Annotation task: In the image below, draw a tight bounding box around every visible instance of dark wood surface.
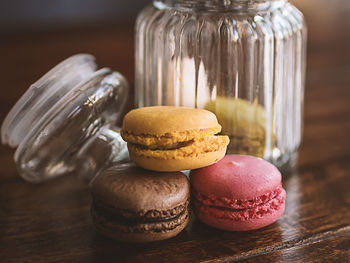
[1,1,350,262]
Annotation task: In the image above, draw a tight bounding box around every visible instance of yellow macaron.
[121,106,229,172]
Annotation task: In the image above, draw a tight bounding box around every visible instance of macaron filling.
[193,185,285,222]
[91,198,190,233]
[121,126,222,147]
[137,140,194,151]
[128,135,229,159]
[93,196,190,221]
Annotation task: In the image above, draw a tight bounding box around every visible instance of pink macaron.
[190,155,286,231]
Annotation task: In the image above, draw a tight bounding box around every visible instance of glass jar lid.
[1,54,97,147]
[1,54,129,182]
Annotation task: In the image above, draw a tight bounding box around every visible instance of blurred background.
[1,0,350,32]
[0,0,149,32]
[0,0,349,144]
[0,0,349,80]
[1,0,350,33]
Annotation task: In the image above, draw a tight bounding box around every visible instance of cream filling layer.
[127,135,229,160]
[121,125,222,147]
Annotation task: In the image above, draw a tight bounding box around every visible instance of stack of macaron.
[90,106,286,243]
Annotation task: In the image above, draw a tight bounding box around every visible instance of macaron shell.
[191,155,281,200]
[94,220,189,243]
[91,163,190,212]
[195,200,285,231]
[122,106,220,135]
[129,146,227,172]
[93,207,190,243]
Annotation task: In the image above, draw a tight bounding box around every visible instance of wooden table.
[1,1,350,262]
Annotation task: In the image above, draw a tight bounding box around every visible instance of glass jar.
[1,54,129,182]
[135,0,307,170]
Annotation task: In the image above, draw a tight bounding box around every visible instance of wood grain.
[1,0,350,262]
[1,158,349,262]
[240,235,350,263]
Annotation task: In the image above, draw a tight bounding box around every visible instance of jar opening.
[154,0,287,12]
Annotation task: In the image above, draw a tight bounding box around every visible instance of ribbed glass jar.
[135,0,307,170]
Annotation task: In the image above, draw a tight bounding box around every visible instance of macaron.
[190,155,286,231]
[90,163,190,243]
[205,97,276,158]
[121,106,229,172]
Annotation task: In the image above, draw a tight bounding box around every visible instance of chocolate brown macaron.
[90,163,190,243]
